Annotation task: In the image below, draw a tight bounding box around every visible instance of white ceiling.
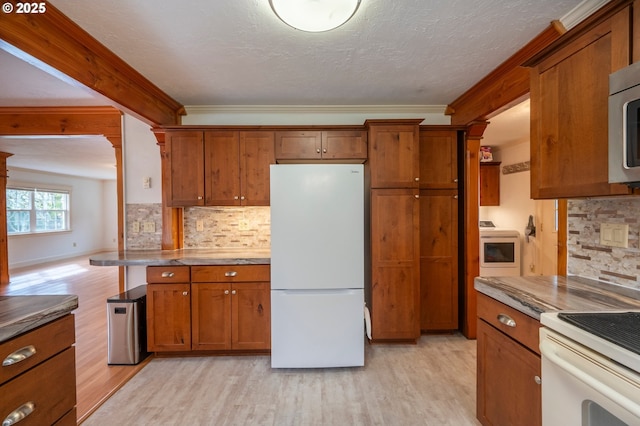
[0,0,599,179]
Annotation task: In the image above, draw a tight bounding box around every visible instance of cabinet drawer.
[0,347,76,426]
[477,293,540,355]
[147,266,190,283]
[0,314,75,386]
[191,265,270,282]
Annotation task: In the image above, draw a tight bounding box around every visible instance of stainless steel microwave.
[609,60,640,185]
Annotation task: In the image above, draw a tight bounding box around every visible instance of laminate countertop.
[0,295,78,343]
[89,249,271,267]
[474,275,640,320]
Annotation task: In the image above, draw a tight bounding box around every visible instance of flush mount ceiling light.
[269,0,361,32]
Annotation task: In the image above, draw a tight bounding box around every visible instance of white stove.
[540,311,640,425]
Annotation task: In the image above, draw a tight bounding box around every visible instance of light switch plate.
[600,223,629,248]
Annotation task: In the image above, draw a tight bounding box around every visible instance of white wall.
[7,168,116,269]
[479,141,537,276]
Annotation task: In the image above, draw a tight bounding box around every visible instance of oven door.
[540,328,640,425]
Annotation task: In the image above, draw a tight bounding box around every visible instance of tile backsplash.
[126,204,271,250]
[567,198,640,288]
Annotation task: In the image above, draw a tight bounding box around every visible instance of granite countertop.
[475,275,640,320]
[89,248,271,267]
[0,294,78,343]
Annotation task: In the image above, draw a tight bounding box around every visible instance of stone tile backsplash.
[126,203,270,250]
[567,198,640,288]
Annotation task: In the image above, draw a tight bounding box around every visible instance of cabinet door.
[322,130,367,160]
[420,189,458,331]
[204,131,241,206]
[275,131,322,160]
[530,10,631,199]
[191,283,232,351]
[370,189,420,341]
[240,131,275,206]
[231,282,271,350]
[419,129,458,189]
[479,162,500,206]
[146,283,191,352]
[166,131,204,206]
[477,319,541,426]
[368,123,420,188]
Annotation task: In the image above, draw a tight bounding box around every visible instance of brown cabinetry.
[146,265,270,353]
[527,3,632,199]
[476,293,541,426]
[367,120,422,342]
[0,314,77,425]
[275,130,367,161]
[419,127,460,332]
[191,265,270,351]
[146,266,191,352]
[164,130,275,206]
[479,162,500,206]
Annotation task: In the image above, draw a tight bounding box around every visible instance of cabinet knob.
[3,345,36,366]
[224,290,230,295]
[323,148,327,153]
[414,177,420,182]
[182,291,188,296]
[453,195,458,199]
[240,196,245,200]
[3,401,35,425]
[161,272,175,278]
[234,196,239,200]
[497,313,516,328]
[231,290,237,295]
[414,194,419,199]
[454,178,459,183]
[197,196,203,200]
[316,148,321,153]
[534,375,542,385]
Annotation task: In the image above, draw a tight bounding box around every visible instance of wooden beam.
[153,130,182,250]
[462,121,488,340]
[0,0,184,126]
[0,106,126,289]
[447,22,566,126]
[0,153,13,286]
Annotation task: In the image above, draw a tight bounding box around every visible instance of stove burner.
[558,312,640,356]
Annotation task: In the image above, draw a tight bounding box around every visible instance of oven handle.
[540,339,640,418]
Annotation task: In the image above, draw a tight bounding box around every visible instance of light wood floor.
[85,335,480,425]
[1,256,151,424]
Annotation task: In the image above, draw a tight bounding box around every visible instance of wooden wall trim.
[0,153,13,286]
[447,23,566,126]
[462,121,488,340]
[0,1,184,126]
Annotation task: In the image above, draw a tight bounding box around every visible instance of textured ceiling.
[0,0,600,179]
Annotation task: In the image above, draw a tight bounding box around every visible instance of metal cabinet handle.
[182,291,188,296]
[3,401,35,425]
[497,313,516,328]
[225,271,237,277]
[224,290,229,295]
[534,375,542,385]
[161,272,175,278]
[231,290,237,295]
[3,346,36,366]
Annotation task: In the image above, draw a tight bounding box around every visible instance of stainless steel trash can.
[107,285,149,365]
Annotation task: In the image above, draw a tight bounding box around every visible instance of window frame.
[6,184,71,236]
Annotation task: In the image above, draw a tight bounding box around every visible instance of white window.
[7,187,70,235]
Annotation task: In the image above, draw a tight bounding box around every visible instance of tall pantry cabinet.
[366,120,421,341]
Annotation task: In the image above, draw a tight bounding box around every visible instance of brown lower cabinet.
[0,314,77,425]
[476,293,541,426]
[147,265,271,353]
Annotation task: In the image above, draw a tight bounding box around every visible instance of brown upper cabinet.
[526,2,633,199]
[480,162,501,206]
[165,130,275,207]
[367,120,422,188]
[275,130,367,161]
[419,128,459,189]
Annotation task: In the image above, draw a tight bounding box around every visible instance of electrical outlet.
[143,221,156,233]
[239,220,249,231]
[600,222,629,248]
[132,221,140,233]
[196,220,204,232]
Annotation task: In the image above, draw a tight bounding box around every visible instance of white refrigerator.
[270,164,365,368]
